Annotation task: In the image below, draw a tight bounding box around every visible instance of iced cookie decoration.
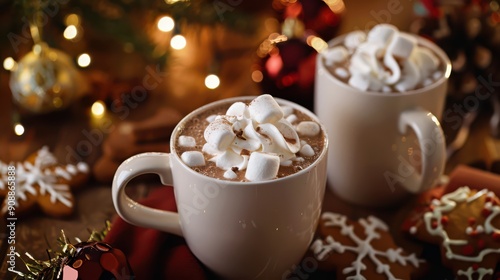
[0,146,89,218]
[311,212,424,280]
[403,187,500,280]
[178,94,322,181]
[322,24,444,92]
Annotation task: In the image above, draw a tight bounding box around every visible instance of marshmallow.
[394,59,421,92]
[299,144,315,157]
[323,46,349,66]
[382,33,417,86]
[231,116,249,132]
[354,42,384,75]
[211,150,248,170]
[350,53,372,75]
[181,151,205,167]
[280,160,293,166]
[286,114,298,124]
[178,135,196,148]
[248,94,284,124]
[344,31,366,50]
[280,105,294,117]
[293,157,304,162]
[226,102,249,117]
[204,118,236,151]
[202,143,219,155]
[382,86,392,93]
[382,54,402,85]
[245,152,280,181]
[296,121,321,137]
[367,24,398,46]
[275,119,301,153]
[432,71,443,80]
[348,73,370,91]
[231,136,261,153]
[412,47,439,78]
[206,114,217,123]
[386,33,417,59]
[368,76,384,91]
[223,169,237,179]
[423,78,433,87]
[334,67,350,79]
[257,123,297,159]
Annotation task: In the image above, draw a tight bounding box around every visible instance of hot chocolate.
[174,95,325,181]
[322,24,446,93]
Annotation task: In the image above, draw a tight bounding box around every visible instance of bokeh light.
[157,16,175,32]
[170,34,187,50]
[77,53,91,67]
[205,74,220,89]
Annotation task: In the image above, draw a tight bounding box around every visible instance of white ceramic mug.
[314,34,451,207]
[112,97,328,279]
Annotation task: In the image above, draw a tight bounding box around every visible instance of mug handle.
[112,152,183,236]
[398,108,446,193]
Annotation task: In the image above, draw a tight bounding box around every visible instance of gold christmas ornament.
[9,43,83,114]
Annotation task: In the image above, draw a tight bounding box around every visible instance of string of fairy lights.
[2,0,344,137]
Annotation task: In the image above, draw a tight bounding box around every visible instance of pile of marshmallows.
[323,24,443,92]
[178,95,321,181]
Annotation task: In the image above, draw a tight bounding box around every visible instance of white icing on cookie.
[311,212,422,280]
[422,187,500,267]
[0,146,89,211]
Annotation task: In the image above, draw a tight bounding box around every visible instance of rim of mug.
[170,95,329,185]
[317,31,452,96]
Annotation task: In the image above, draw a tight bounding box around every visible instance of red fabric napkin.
[444,165,500,196]
[104,165,500,279]
[103,187,209,280]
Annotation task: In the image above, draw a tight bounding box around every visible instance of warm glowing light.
[251,70,263,83]
[157,16,175,32]
[205,74,220,89]
[323,0,345,13]
[170,34,187,50]
[14,123,24,136]
[77,53,91,67]
[65,14,80,26]
[91,101,106,117]
[309,36,328,52]
[165,0,183,3]
[3,57,16,71]
[63,25,78,40]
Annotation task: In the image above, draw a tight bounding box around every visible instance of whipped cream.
[323,24,443,92]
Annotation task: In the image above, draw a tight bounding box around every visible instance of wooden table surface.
[0,65,499,279]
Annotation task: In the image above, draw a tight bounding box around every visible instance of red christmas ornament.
[62,242,133,280]
[259,38,317,110]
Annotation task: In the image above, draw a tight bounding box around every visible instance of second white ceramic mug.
[314,33,451,207]
[112,96,328,279]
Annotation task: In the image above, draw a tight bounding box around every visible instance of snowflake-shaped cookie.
[311,212,424,280]
[0,146,89,218]
[404,186,500,280]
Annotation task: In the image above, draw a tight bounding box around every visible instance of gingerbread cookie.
[0,146,89,218]
[403,186,500,280]
[311,212,424,280]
